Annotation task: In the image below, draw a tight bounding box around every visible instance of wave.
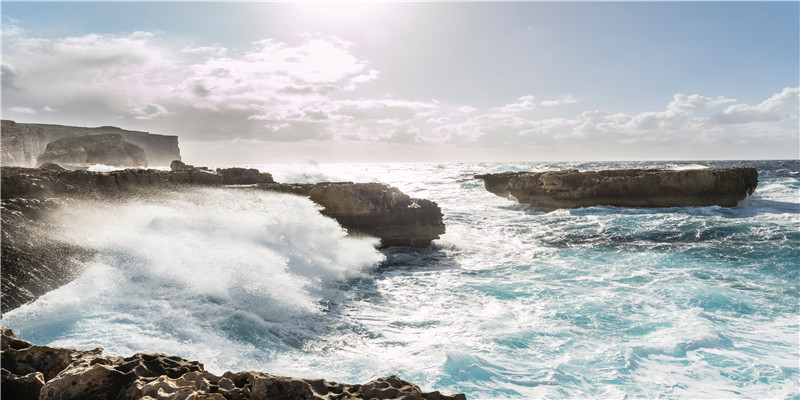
[2,188,385,371]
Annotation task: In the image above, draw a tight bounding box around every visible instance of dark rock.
[475,167,758,209]
[217,167,274,185]
[1,198,96,313]
[1,368,45,400]
[259,182,446,247]
[38,163,67,172]
[1,327,466,400]
[170,159,193,171]
[36,133,148,168]
[2,120,181,167]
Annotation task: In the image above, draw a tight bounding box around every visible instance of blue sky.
[2,2,798,163]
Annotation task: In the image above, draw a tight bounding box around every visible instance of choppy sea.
[3,160,799,399]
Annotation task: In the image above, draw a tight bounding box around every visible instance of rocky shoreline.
[1,327,466,400]
[1,162,445,313]
[475,167,758,209]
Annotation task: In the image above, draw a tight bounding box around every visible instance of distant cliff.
[1,120,181,167]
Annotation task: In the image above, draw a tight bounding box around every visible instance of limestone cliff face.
[36,134,148,168]
[475,167,758,209]
[1,120,180,167]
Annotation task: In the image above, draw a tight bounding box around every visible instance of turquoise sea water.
[3,160,798,399]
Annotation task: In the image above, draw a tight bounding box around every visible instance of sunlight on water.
[3,160,799,399]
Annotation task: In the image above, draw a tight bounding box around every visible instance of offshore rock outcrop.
[1,327,466,400]
[260,182,446,247]
[36,133,148,168]
[1,120,181,167]
[1,164,444,312]
[475,167,758,209]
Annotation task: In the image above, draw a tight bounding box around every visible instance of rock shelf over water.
[1,327,466,400]
[475,167,758,209]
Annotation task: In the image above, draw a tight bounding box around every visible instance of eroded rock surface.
[36,133,148,168]
[1,327,466,400]
[259,182,446,247]
[475,167,758,209]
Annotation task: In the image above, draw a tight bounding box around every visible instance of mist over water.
[3,160,799,399]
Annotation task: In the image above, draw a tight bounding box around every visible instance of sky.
[1,1,798,164]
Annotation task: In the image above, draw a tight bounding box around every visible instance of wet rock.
[475,167,758,209]
[217,167,274,185]
[1,198,96,313]
[259,182,446,247]
[1,327,466,400]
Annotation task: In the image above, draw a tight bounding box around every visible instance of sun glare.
[293,2,388,27]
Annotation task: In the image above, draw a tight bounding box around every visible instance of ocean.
[2,160,798,399]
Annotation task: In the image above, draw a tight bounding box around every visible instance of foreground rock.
[1,327,466,400]
[475,167,758,209]
[1,120,181,167]
[36,133,148,168]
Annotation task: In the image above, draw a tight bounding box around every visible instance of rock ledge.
[475,167,758,209]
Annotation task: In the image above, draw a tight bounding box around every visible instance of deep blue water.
[3,160,798,399]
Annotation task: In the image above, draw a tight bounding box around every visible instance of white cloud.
[1,27,796,159]
[493,95,536,113]
[540,95,577,107]
[8,106,37,114]
[711,87,799,124]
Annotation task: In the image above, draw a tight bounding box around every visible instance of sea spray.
[3,187,384,372]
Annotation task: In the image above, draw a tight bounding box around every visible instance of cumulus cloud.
[540,95,577,107]
[493,95,536,113]
[711,87,799,124]
[8,106,37,114]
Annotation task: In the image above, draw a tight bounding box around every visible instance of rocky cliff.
[475,167,758,209]
[1,327,466,400]
[1,120,181,167]
[36,134,148,168]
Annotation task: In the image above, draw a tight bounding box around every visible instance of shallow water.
[3,160,798,399]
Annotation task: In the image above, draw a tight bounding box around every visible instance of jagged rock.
[259,182,446,247]
[217,167,274,185]
[2,120,181,167]
[36,133,148,168]
[1,327,466,400]
[170,160,194,172]
[38,162,67,172]
[475,167,758,209]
